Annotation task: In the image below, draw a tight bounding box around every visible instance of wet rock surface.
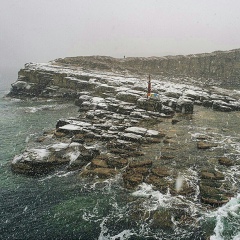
[9,56,240,208]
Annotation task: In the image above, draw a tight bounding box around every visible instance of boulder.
[197,141,218,149]
[91,159,108,168]
[176,98,194,114]
[74,95,92,106]
[151,167,171,177]
[129,160,153,168]
[218,157,234,166]
[125,127,147,136]
[145,174,169,193]
[160,105,175,115]
[137,97,162,112]
[106,158,128,169]
[119,132,143,142]
[129,167,150,176]
[184,89,210,101]
[200,185,229,206]
[122,172,143,188]
[116,92,140,103]
[201,170,224,180]
[150,209,174,229]
[11,148,68,175]
[164,89,182,99]
[212,100,233,112]
[202,100,213,108]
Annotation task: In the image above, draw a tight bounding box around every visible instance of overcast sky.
[1,0,240,88]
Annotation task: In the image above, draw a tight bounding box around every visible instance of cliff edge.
[55,48,240,88]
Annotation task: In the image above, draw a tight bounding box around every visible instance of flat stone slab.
[119,132,143,142]
[125,127,147,136]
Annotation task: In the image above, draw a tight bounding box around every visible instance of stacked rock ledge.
[8,49,240,207]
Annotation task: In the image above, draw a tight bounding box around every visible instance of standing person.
[147,74,151,98]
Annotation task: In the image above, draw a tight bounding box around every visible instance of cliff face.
[7,48,240,100]
[56,48,240,88]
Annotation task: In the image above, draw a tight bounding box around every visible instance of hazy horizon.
[1,0,240,89]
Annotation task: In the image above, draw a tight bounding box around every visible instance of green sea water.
[0,89,239,240]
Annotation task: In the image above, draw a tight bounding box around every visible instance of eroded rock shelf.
[8,49,240,207]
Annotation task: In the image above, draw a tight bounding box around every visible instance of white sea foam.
[98,218,134,240]
[132,183,173,210]
[38,170,75,181]
[209,194,240,240]
[66,150,81,163]
[110,230,134,240]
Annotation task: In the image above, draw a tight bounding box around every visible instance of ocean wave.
[208,193,240,240]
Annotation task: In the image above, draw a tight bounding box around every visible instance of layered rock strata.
[7,61,240,112]
[9,50,240,207]
[56,48,240,88]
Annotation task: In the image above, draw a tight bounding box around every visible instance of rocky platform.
[8,52,240,207]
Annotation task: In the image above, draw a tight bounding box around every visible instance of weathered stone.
[75,95,92,106]
[200,185,229,206]
[122,172,143,188]
[218,157,234,166]
[201,170,224,180]
[72,133,85,143]
[200,179,222,188]
[125,127,147,136]
[161,153,175,160]
[128,167,150,176]
[197,141,218,149]
[150,209,173,229]
[137,98,162,112]
[171,119,181,124]
[202,100,213,108]
[118,104,136,115]
[11,149,68,175]
[146,129,165,138]
[151,167,171,177]
[184,89,210,101]
[91,159,108,168]
[129,160,153,168]
[145,138,162,144]
[145,174,169,193]
[176,98,194,114]
[160,105,175,115]
[106,158,128,169]
[54,131,66,138]
[36,136,48,142]
[212,101,233,112]
[116,92,140,103]
[163,138,176,144]
[67,158,88,171]
[119,132,143,142]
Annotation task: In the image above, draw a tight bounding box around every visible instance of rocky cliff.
[8,49,240,208]
[56,48,240,88]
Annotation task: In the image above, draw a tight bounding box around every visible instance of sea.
[0,87,240,240]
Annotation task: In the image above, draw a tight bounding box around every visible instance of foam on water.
[209,194,240,240]
[132,183,178,211]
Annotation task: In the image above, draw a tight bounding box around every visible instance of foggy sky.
[1,0,240,89]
